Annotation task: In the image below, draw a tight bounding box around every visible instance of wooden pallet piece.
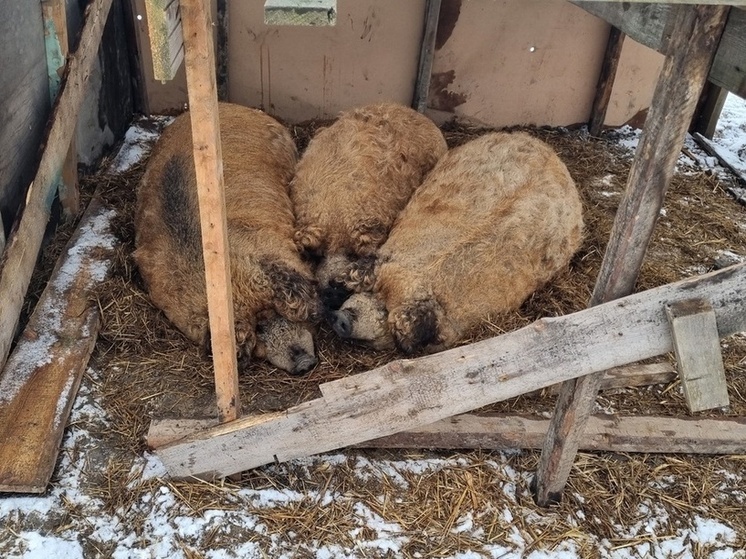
[0,197,116,493]
[144,0,185,82]
[666,298,729,412]
[588,26,625,136]
[153,263,746,479]
[148,362,676,447]
[180,0,240,423]
[0,0,113,375]
[42,0,79,218]
[533,4,730,507]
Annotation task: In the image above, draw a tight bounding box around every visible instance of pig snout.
[289,345,318,376]
[331,310,353,338]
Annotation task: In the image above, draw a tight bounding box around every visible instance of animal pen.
[1,0,746,532]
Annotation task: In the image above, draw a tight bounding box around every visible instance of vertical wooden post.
[412,0,441,113]
[533,4,729,506]
[589,26,625,137]
[42,0,80,218]
[180,0,241,423]
[691,82,728,139]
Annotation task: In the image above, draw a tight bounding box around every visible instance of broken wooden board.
[143,0,184,81]
[147,362,676,447]
[666,299,729,412]
[154,263,746,479]
[0,197,117,493]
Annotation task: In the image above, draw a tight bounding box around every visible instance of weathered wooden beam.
[360,414,746,454]
[412,0,441,113]
[573,5,744,99]
[148,362,677,447]
[693,131,746,182]
[180,0,240,423]
[534,5,730,507]
[589,27,625,136]
[0,197,115,493]
[666,299,729,413]
[692,83,728,139]
[154,263,746,479]
[42,0,79,218]
[0,0,113,374]
[143,0,184,82]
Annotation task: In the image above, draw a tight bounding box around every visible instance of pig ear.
[389,299,441,354]
[351,218,387,256]
[263,260,321,322]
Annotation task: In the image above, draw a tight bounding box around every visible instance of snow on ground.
[1,97,746,558]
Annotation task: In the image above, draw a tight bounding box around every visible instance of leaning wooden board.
[155,263,746,479]
[0,197,116,493]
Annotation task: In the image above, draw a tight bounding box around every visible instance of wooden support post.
[0,197,115,493]
[666,299,729,412]
[42,0,80,218]
[691,82,728,139]
[180,0,240,423]
[533,5,730,507]
[0,0,113,375]
[412,0,441,113]
[589,26,625,136]
[143,0,185,82]
[153,263,746,479]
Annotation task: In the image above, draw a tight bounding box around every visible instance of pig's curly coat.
[289,102,448,306]
[340,131,584,354]
[134,103,319,359]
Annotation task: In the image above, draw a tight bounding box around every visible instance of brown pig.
[134,102,320,375]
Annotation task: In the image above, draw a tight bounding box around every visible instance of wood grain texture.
[0,197,116,493]
[589,27,625,136]
[144,0,185,81]
[180,0,240,423]
[413,0,441,113]
[0,0,113,375]
[666,299,729,412]
[535,4,730,506]
[42,0,79,218]
[154,263,746,479]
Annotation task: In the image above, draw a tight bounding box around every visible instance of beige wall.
[605,38,664,127]
[132,0,663,129]
[228,0,426,122]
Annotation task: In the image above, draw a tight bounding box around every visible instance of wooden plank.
[534,5,730,506]
[693,131,746,182]
[180,0,240,423]
[412,0,441,113]
[0,197,116,493]
[149,362,677,447]
[0,0,50,241]
[154,263,746,479]
[589,27,625,136]
[143,0,185,81]
[666,299,729,412]
[360,414,746,454]
[691,83,728,139]
[0,0,113,375]
[264,0,337,26]
[707,7,746,98]
[148,413,746,454]
[42,0,80,219]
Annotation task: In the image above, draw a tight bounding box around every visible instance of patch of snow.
[109,116,173,173]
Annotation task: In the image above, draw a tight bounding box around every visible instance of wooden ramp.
[0,197,117,493]
[153,263,746,479]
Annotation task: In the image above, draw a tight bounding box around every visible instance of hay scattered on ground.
[15,118,746,556]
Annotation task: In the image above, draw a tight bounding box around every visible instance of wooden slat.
[412,0,441,113]
[148,413,746,454]
[692,83,728,139]
[693,132,746,182]
[148,362,677,447]
[42,0,80,218]
[0,0,113,375]
[589,27,625,136]
[572,5,745,100]
[143,0,185,82]
[0,197,116,493]
[360,414,746,454]
[154,263,746,479]
[534,4,730,506]
[180,0,240,423]
[666,299,729,412]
